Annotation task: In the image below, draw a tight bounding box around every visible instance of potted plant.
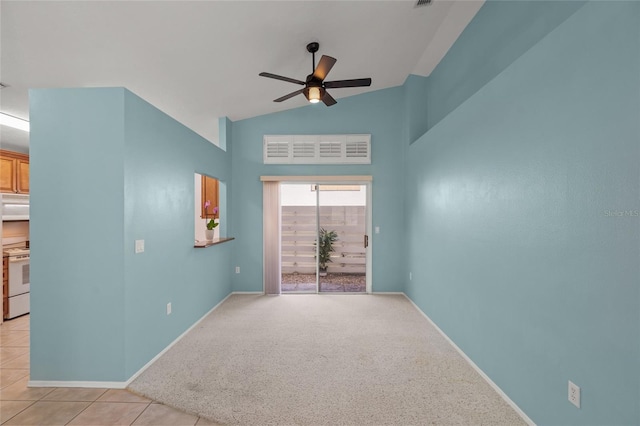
[317,228,338,277]
[204,200,219,241]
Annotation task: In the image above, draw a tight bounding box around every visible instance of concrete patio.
[281,273,366,293]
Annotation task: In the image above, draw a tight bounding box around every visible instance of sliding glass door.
[280,183,368,293]
[280,183,318,293]
[318,185,367,292]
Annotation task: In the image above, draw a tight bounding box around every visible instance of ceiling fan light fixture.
[308,86,322,103]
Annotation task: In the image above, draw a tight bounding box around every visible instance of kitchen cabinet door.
[0,157,16,193]
[201,175,219,219]
[16,159,29,193]
[0,151,29,194]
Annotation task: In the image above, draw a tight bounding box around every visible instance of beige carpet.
[129,294,526,425]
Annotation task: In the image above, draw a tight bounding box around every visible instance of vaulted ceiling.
[0,0,483,151]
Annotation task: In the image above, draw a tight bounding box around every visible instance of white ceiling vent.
[319,141,342,158]
[264,134,371,164]
[292,141,316,158]
[346,140,369,159]
[415,0,432,7]
[265,140,290,158]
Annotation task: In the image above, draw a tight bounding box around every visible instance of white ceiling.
[0,0,483,151]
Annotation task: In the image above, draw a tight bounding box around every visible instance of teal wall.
[122,92,233,378]
[30,88,127,381]
[426,0,585,130]
[403,74,429,145]
[406,2,640,424]
[230,88,406,293]
[25,2,640,423]
[30,88,233,382]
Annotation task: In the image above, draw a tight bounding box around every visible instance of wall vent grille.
[345,140,369,158]
[416,0,432,7]
[265,141,290,158]
[264,134,371,164]
[292,142,316,158]
[319,141,342,158]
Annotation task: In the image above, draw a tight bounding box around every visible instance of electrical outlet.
[568,380,580,408]
[166,303,172,315]
[375,226,380,234]
[135,240,144,253]
[409,272,412,280]
[235,266,240,274]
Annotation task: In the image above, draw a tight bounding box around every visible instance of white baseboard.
[232,291,403,296]
[124,292,234,386]
[28,380,128,389]
[402,293,535,426]
[29,292,235,390]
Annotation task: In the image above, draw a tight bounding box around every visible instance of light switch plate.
[135,240,145,253]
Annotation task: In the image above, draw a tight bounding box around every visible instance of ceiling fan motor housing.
[305,74,323,85]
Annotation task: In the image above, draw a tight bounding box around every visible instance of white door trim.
[261,175,372,182]
[266,176,373,294]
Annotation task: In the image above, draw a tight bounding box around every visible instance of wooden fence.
[282,206,366,274]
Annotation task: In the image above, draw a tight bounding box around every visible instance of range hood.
[1,194,29,221]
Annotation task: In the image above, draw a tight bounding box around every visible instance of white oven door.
[8,258,30,296]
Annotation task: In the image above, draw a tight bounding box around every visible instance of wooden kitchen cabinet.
[0,150,29,194]
[201,175,219,219]
[0,156,16,193]
[16,159,29,193]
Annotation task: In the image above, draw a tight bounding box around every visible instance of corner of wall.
[403,74,430,146]
[218,116,232,152]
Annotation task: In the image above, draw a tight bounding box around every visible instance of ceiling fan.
[259,42,372,106]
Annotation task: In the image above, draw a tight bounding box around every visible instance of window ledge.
[194,237,235,248]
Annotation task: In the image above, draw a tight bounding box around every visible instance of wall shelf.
[194,237,235,248]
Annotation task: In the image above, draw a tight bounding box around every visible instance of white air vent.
[346,139,369,158]
[264,134,370,164]
[416,0,432,6]
[265,140,290,158]
[292,141,316,158]
[319,141,342,158]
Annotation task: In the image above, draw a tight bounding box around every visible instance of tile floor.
[1,314,218,425]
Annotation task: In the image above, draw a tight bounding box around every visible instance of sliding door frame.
[261,176,372,294]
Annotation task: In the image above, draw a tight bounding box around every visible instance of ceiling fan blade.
[259,72,305,86]
[324,78,372,89]
[322,90,337,106]
[274,89,305,102]
[312,55,337,81]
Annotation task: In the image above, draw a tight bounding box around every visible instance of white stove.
[3,246,30,319]
[4,247,30,259]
